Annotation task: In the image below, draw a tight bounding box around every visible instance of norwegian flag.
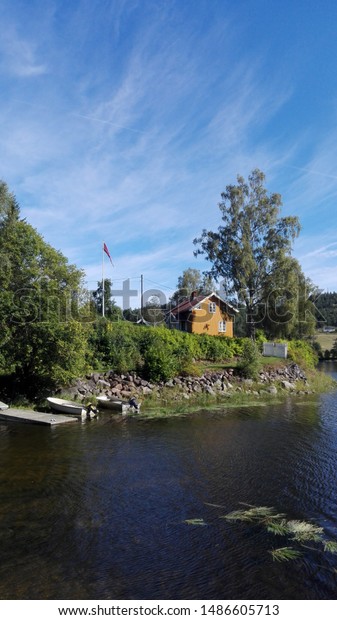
[103,242,113,265]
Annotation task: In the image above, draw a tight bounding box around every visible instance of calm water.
[1,363,337,600]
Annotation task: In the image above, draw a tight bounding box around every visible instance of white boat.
[0,401,9,410]
[47,397,87,417]
[97,395,139,413]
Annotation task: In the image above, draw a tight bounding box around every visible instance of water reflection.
[0,365,337,599]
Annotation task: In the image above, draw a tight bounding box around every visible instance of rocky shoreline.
[59,362,310,404]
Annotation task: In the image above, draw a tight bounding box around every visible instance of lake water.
[1,363,337,600]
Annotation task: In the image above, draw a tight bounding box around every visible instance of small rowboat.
[97,395,140,413]
[47,397,87,417]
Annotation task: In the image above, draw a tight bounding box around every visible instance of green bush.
[286,340,318,369]
[255,329,267,352]
[88,321,245,380]
[239,339,262,379]
[88,320,142,372]
[143,345,178,382]
[198,334,243,360]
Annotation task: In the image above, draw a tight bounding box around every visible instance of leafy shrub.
[179,361,203,377]
[88,321,245,380]
[198,334,243,360]
[239,338,262,379]
[286,340,318,369]
[88,320,142,372]
[143,345,177,382]
[255,329,267,352]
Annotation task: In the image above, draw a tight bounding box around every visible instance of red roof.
[170,295,205,316]
[170,292,238,317]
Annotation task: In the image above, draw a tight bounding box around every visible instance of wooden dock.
[0,408,78,426]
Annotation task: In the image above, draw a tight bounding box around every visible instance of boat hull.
[47,397,87,417]
[97,396,131,413]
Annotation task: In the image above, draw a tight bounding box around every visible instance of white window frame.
[218,320,227,333]
[209,302,216,313]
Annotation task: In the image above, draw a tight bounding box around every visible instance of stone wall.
[59,363,308,403]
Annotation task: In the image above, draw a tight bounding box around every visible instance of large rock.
[281,380,296,390]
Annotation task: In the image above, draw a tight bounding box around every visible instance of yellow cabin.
[169,292,238,337]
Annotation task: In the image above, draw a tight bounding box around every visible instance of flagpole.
[102,241,105,318]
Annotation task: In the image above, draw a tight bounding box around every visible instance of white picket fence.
[263,342,288,359]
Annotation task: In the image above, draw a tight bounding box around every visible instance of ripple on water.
[1,386,337,598]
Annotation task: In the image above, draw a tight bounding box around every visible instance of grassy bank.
[134,364,337,420]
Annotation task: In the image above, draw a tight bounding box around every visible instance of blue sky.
[1,0,337,306]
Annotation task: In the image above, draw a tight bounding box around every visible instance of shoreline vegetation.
[2,324,336,419]
[1,178,337,422]
[4,361,336,422]
[54,359,337,421]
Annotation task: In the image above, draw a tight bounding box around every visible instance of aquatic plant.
[184,518,207,526]
[186,503,337,565]
[223,505,337,563]
[269,547,302,562]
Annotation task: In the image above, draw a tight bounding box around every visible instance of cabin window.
[209,302,216,313]
[218,321,226,333]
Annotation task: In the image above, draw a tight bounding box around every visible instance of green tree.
[0,181,89,393]
[92,279,123,320]
[171,268,215,305]
[260,257,316,339]
[194,169,301,338]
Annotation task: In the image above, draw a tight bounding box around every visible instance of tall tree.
[0,181,89,393]
[193,169,301,338]
[92,279,123,321]
[0,181,20,225]
[259,256,316,339]
[171,268,215,305]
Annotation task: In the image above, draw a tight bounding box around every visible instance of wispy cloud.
[1,0,337,296]
[0,29,47,77]
[302,241,337,259]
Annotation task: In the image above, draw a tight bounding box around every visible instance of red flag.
[103,242,113,265]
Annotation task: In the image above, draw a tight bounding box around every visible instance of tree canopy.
[0,181,89,393]
[194,169,314,338]
[170,268,215,306]
[314,292,337,327]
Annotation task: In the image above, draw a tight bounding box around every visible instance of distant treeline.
[315,292,337,327]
